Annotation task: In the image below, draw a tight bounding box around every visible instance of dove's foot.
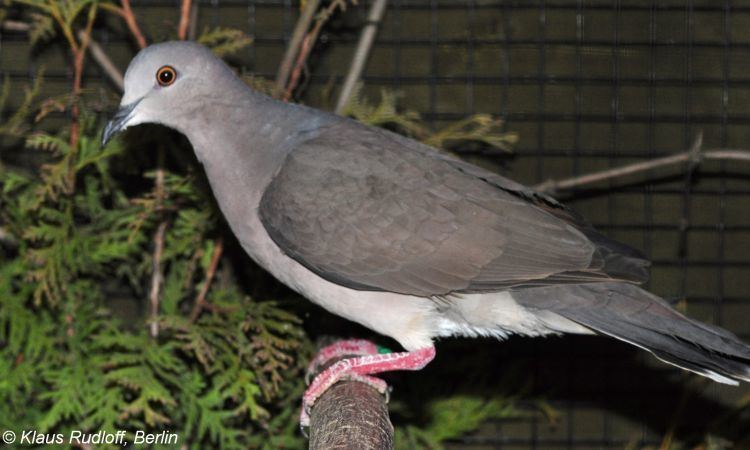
[304,339,382,384]
[300,342,435,428]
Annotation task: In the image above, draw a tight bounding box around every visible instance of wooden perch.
[308,355,394,450]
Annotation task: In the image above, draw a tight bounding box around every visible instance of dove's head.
[102,41,239,146]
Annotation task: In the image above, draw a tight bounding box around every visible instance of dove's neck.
[181,89,335,208]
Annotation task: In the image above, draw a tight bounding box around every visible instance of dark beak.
[101,100,140,147]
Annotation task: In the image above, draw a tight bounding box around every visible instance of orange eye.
[156,65,177,86]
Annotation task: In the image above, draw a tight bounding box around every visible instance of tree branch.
[1,20,30,32]
[274,0,321,99]
[48,1,79,53]
[65,3,98,186]
[2,21,125,92]
[148,219,167,338]
[119,0,147,49]
[534,135,750,194]
[178,0,192,41]
[187,1,199,41]
[76,30,124,91]
[283,0,350,102]
[308,352,393,450]
[189,238,224,323]
[334,0,388,114]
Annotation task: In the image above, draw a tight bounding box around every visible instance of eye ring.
[156,65,177,86]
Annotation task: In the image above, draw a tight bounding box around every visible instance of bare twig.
[334,0,388,114]
[534,137,750,194]
[178,0,192,41]
[1,21,124,91]
[119,0,147,49]
[187,1,199,41]
[1,20,30,32]
[106,2,160,336]
[148,219,167,338]
[48,1,80,53]
[189,238,224,323]
[308,351,393,450]
[274,0,321,99]
[67,3,98,180]
[77,30,124,91]
[284,32,315,101]
[284,0,350,102]
[148,143,168,338]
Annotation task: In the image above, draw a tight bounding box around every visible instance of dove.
[103,41,750,426]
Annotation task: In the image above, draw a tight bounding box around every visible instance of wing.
[259,121,649,297]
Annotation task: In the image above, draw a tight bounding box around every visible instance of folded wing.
[259,122,649,297]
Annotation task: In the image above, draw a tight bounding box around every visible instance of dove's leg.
[300,343,435,427]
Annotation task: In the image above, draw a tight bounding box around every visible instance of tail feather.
[513,282,750,385]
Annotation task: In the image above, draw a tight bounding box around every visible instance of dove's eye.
[156,66,177,86]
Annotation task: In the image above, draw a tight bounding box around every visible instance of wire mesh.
[2,0,749,448]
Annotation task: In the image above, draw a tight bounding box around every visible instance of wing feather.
[259,121,649,296]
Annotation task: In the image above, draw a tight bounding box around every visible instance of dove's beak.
[102,99,141,147]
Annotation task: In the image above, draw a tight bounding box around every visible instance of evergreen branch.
[28,13,55,45]
[26,132,69,153]
[0,21,123,93]
[423,114,517,153]
[394,396,518,448]
[342,86,426,137]
[67,2,98,151]
[0,69,44,137]
[6,0,50,12]
[197,27,253,57]
[47,0,78,52]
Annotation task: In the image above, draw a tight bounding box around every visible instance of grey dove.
[103,41,750,426]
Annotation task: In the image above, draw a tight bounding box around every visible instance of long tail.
[513,282,750,385]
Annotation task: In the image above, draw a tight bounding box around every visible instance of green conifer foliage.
[0,2,528,448]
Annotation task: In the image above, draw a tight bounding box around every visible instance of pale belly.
[212,187,589,351]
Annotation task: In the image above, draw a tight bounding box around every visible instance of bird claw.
[300,339,387,432]
[299,342,435,434]
[299,405,312,432]
[304,338,380,385]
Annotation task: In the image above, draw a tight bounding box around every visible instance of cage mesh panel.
[2,1,749,448]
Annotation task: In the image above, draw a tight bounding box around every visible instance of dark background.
[2,1,750,448]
